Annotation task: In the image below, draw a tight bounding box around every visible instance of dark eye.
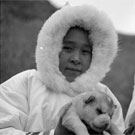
[82,50,91,55]
[62,46,73,52]
[96,108,103,115]
[85,96,95,104]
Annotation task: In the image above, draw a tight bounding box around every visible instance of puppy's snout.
[93,114,110,129]
[101,119,109,128]
[99,118,110,129]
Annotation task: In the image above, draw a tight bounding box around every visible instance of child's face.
[59,27,92,82]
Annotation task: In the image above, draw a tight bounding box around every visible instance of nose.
[70,51,81,65]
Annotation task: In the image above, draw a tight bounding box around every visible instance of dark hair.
[69,26,90,36]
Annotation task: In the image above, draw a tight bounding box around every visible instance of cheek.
[59,52,69,70]
[82,56,91,70]
[59,52,66,64]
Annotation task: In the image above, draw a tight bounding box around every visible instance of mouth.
[66,67,81,73]
[64,67,82,82]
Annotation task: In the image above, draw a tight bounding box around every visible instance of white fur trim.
[35,5,118,96]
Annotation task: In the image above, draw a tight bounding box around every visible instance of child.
[0,5,124,135]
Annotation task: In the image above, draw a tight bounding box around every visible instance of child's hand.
[54,117,75,135]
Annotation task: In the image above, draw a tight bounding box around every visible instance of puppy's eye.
[96,108,102,115]
[85,96,95,104]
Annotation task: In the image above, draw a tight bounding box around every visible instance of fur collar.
[35,5,118,96]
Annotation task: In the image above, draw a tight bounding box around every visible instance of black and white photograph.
[0,0,135,134]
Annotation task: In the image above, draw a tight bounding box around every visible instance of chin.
[66,76,76,82]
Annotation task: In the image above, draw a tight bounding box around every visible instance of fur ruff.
[35,5,118,96]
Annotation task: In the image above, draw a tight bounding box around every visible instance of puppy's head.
[73,91,116,133]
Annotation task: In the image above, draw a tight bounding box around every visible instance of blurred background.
[0,0,135,118]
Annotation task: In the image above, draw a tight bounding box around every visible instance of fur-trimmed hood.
[35,5,118,96]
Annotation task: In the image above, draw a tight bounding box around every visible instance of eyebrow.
[63,40,73,44]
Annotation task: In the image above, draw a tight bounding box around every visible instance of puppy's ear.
[58,102,72,118]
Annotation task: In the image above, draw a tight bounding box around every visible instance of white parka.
[0,5,125,135]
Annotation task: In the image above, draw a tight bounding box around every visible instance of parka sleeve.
[0,71,29,135]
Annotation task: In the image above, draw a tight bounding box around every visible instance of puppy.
[59,91,117,135]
